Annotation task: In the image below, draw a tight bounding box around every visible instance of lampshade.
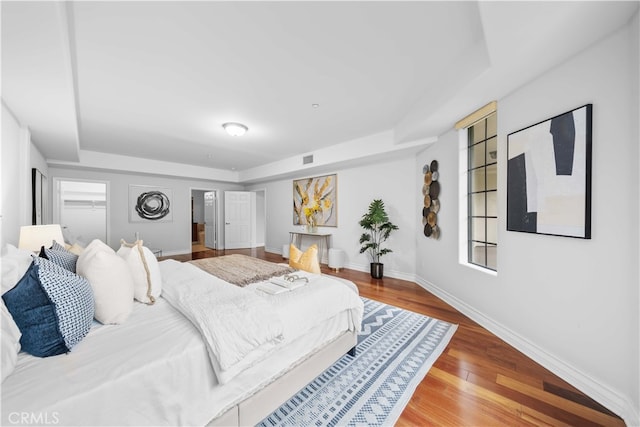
[18,224,65,252]
[222,122,248,136]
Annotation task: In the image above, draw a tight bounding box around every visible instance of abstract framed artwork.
[293,174,337,227]
[507,104,592,238]
[129,185,173,223]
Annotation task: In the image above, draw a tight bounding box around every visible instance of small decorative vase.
[306,214,318,233]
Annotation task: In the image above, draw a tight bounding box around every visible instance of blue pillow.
[39,241,78,273]
[2,257,95,357]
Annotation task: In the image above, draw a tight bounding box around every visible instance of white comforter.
[160,259,363,384]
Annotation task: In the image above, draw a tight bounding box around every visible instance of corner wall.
[415,18,639,423]
[1,102,48,248]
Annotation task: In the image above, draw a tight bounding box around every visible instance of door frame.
[189,187,219,250]
[52,177,110,246]
[252,188,267,247]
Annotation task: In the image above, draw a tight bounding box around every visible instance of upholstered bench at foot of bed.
[207,330,358,427]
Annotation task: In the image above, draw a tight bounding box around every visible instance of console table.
[289,231,332,263]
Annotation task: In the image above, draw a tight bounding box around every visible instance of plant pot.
[370,262,384,279]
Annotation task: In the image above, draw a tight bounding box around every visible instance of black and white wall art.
[129,185,173,222]
[507,104,592,238]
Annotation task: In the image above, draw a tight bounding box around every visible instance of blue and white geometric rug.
[257,297,458,427]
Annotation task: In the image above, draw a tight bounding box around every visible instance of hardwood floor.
[163,247,625,426]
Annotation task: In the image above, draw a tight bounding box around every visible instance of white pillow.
[1,300,21,382]
[77,240,134,324]
[117,240,162,304]
[1,244,34,294]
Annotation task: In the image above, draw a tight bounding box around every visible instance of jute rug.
[189,254,295,287]
[257,297,457,426]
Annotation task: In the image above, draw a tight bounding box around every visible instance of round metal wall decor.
[424,171,432,185]
[420,159,440,240]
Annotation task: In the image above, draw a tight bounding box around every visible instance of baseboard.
[342,261,416,282]
[160,248,192,257]
[414,275,639,427]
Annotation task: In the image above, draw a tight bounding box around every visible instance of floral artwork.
[293,174,337,228]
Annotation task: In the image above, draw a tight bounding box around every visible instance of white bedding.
[1,259,364,426]
[161,259,363,385]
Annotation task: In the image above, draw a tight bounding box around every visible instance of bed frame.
[208,330,358,426]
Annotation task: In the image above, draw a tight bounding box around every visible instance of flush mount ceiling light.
[222,122,248,136]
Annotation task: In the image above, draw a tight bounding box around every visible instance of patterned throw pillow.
[39,240,78,273]
[2,257,95,357]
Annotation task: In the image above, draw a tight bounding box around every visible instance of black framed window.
[467,113,497,270]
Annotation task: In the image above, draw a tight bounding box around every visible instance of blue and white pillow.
[2,257,95,357]
[39,240,78,273]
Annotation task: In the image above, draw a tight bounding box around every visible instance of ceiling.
[2,1,638,178]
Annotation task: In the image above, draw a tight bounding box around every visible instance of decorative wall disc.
[422,207,429,218]
[429,180,440,199]
[430,160,439,172]
[432,171,439,181]
[423,223,432,237]
[427,211,437,227]
[431,225,440,239]
[424,171,432,185]
[430,199,440,213]
[422,184,430,195]
[422,164,430,174]
[423,194,431,208]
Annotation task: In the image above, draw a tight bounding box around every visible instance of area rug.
[189,254,295,286]
[257,297,457,426]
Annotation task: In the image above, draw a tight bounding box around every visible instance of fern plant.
[358,199,399,264]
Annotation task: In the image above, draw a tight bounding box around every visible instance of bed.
[1,243,364,426]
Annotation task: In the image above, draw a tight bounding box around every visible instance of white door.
[224,191,252,249]
[204,191,217,249]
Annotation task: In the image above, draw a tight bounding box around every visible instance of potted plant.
[358,199,399,279]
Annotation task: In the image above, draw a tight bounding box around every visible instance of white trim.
[458,129,468,266]
[414,274,638,426]
[19,128,31,227]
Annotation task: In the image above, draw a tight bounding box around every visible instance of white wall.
[246,155,417,279]
[1,103,23,247]
[415,19,639,424]
[48,167,243,254]
[1,102,49,248]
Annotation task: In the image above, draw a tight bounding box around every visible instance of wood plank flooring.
[164,247,626,426]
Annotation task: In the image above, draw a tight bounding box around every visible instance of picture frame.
[507,104,592,239]
[31,168,46,225]
[129,185,173,223]
[293,174,337,227]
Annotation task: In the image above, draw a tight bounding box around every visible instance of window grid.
[467,113,497,271]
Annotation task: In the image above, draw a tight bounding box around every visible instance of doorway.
[191,188,218,251]
[52,178,109,245]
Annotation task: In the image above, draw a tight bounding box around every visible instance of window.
[467,112,497,270]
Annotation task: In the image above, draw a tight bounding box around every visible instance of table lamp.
[18,224,65,252]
